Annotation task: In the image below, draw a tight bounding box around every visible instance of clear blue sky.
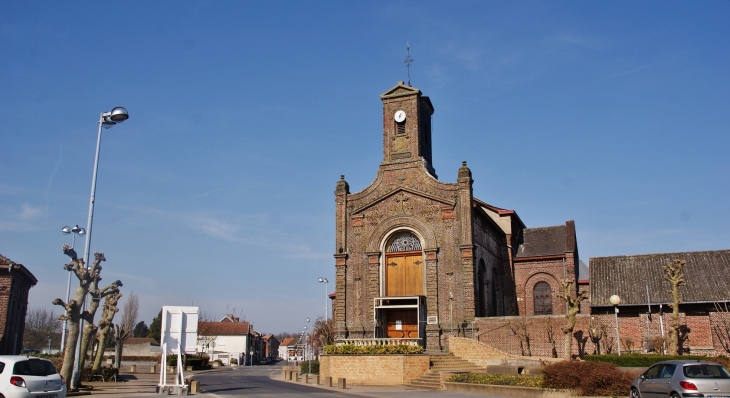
[2,1,728,335]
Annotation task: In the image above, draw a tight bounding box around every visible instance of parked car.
[259,358,271,365]
[630,360,730,398]
[0,355,66,398]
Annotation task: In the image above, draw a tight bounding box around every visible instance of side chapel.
[333,82,580,350]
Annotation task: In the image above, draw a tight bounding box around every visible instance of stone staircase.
[404,353,482,390]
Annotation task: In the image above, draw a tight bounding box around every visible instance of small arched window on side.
[533,281,553,315]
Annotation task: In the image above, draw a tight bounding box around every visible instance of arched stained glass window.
[534,281,553,315]
[387,232,422,252]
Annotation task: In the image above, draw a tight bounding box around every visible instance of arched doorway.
[382,231,423,339]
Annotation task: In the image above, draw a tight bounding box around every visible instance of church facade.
[333,82,579,350]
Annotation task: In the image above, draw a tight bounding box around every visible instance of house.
[0,255,37,355]
[121,337,160,357]
[262,334,279,359]
[278,337,303,362]
[197,319,255,365]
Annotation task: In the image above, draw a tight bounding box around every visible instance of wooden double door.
[385,251,423,296]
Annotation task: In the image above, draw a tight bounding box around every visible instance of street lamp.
[72,106,129,389]
[609,294,622,356]
[318,277,329,321]
[60,225,86,352]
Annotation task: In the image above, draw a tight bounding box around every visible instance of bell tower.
[379,81,436,177]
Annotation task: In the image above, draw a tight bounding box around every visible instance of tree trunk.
[91,292,121,373]
[114,339,123,369]
[663,259,686,356]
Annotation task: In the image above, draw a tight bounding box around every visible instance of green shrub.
[448,373,542,387]
[300,360,319,374]
[323,344,424,355]
[542,361,635,396]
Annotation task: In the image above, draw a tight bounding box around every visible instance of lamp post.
[609,294,621,356]
[318,277,329,321]
[72,106,129,389]
[60,225,85,352]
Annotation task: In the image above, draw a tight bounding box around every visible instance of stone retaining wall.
[319,354,429,385]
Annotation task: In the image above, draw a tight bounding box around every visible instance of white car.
[0,356,66,398]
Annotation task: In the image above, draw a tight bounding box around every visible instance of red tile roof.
[198,321,251,335]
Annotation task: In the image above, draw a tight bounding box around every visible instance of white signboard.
[161,306,199,355]
[395,320,402,331]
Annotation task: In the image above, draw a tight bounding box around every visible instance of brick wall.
[319,354,430,385]
[474,308,729,358]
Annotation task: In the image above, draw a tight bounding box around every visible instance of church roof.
[590,249,730,307]
[514,221,576,258]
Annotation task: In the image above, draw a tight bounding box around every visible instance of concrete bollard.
[295,372,301,382]
[189,380,200,394]
[130,364,137,373]
[325,376,332,387]
[150,365,157,373]
[316,375,321,385]
[304,374,310,384]
[338,377,346,389]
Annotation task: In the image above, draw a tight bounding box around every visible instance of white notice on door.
[395,320,402,330]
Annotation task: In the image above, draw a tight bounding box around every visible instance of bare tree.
[91,290,122,373]
[544,318,558,358]
[587,317,604,355]
[52,246,105,389]
[663,259,686,355]
[712,302,730,354]
[112,291,138,369]
[509,319,532,356]
[557,278,589,361]
[197,311,219,357]
[312,317,335,353]
[24,307,62,352]
[600,322,614,354]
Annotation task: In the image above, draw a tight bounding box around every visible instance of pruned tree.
[557,278,589,361]
[52,245,105,389]
[91,289,122,373]
[600,322,614,354]
[587,317,604,354]
[509,319,532,356]
[113,291,138,369]
[78,279,123,370]
[23,307,62,352]
[663,259,686,355]
[712,302,730,354]
[544,318,558,358]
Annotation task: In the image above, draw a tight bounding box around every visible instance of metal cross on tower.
[403,41,414,86]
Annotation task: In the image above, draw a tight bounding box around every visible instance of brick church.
[333,82,580,351]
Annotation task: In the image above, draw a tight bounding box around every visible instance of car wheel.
[670,393,681,398]
[630,388,641,398]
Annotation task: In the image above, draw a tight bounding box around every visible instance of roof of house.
[514,221,576,258]
[280,337,297,347]
[125,338,160,346]
[0,254,38,285]
[198,321,251,335]
[590,249,730,307]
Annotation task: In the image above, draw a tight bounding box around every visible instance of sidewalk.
[68,363,232,397]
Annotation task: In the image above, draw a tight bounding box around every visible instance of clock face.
[394,110,406,123]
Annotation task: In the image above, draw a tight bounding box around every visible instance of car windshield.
[683,365,730,379]
[12,359,58,377]
[0,362,5,374]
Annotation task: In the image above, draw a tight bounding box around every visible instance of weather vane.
[403,41,414,86]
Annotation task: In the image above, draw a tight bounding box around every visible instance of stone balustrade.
[335,338,421,346]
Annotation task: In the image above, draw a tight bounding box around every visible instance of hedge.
[300,360,319,374]
[323,344,424,355]
[542,361,637,396]
[449,373,542,387]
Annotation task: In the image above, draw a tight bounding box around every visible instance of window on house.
[533,281,552,315]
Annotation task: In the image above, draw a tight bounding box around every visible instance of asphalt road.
[195,362,513,398]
